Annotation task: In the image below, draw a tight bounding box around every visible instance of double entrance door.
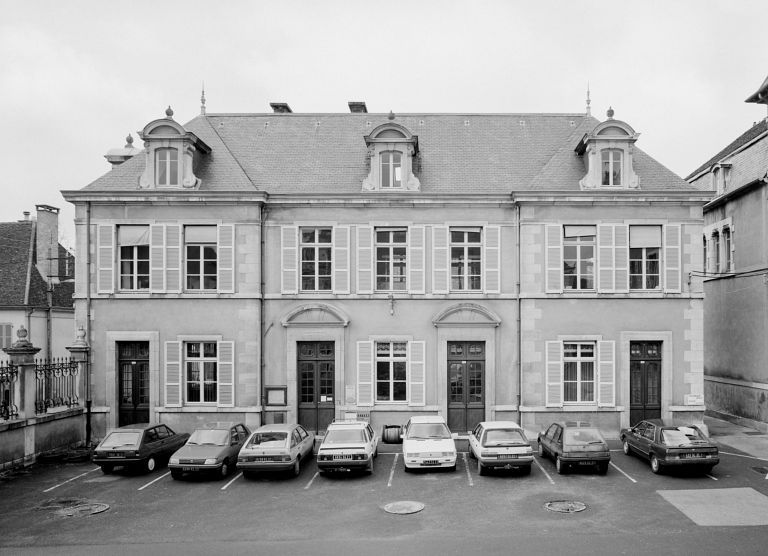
[118,342,150,426]
[629,341,662,426]
[298,341,335,434]
[447,341,485,433]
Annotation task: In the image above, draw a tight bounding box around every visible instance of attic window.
[381,151,402,189]
[361,122,420,192]
[601,150,622,186]
[156,148,179,186]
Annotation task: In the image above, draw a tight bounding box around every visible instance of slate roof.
[0,220,74,309]
[686,119,768,180]
[82,112,695,193]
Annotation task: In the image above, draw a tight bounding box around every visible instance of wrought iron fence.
[35,358,80,414]
[1,361,18,421]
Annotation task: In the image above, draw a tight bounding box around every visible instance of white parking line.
[387,453,399,487]
[138,471,170,491]
[43,467,100,493]
[462,453,473,486]
[706,474,718,481]
[304,471,319,490]
[532,456,555,485]
[609,461,637,483]
[720,450,768,462]
[221,472,242,490]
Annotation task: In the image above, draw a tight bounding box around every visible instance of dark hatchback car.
[537,421,610,474]
[92,423,189,474]
[620,419,719,474]
[168,422,250,479]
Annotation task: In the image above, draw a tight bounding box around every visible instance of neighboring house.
[62,101,708,439]
[687,75,768,432]
[0,205,75,359]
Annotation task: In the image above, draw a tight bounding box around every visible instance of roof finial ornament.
[586,83,591,116]
[607,106,614,119]
[388,110,395,120]
[200,83,206,116]
[125,134,134,147]
[165,105,174,119]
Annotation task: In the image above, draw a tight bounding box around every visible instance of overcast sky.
[2,0,767,249]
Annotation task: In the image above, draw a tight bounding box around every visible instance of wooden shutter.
[597,340,615,407]
[149,224,165,293]
[164,341,182,407]
[96,224,115,294]
[597,224,615,292]
[545,225,562,293]
[484,225,501,293]
[408,340,426,406]
[281,226,298,294]
[432,226,449,294]
[357,340,374,407]
[408,226,425,294]
[333,226,350,294]
[664,224,681,293]
[356,226,373,294]
[545,340,563,407]
[218,224,235,293]
[614,224,629,293]
[217,341,235,407]
[165,225,182,293]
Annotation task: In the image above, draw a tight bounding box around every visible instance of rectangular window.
[563,225,595,290]
[712,231,720,273]
[185,226,217,290]
[185,342,217,403]
[156,148,179,186]
[118,225,150,290]
[300,228,332,291]
[703,235,708,274]
[380,151,402,189]
[723,227,732,272]
[601,150,622,186]
[376,228,407,291]
[629,226,661,290]
[563,342,595,403]
[375,341,407,402]
[450,227,482,291]
[0,324,11,349]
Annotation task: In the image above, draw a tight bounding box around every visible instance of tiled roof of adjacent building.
[82,112,695,193]
[686,119,768,180]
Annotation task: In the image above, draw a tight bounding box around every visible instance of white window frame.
[450,227,482,291]
[118,225,150,291]
[184,341,218,404]
[184,226,218,291]
[712,231,721,273]
[380,151,403,189]
[300,227,333,292]
[155,147,179,187]
[374,341,408,404]
[0,323,12,350]
[563,227,596,290]
[562,342,596,404]
[723,227,732,272]
[601,149,622,186]
[375,227,407,292]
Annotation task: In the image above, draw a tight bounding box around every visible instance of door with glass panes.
[629,341,662,426]
[297,342,335,434]
[118,342,149,426]
[447,341,485,433]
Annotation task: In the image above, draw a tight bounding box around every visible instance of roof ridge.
[198,116,257,190]
[686,119,768,180]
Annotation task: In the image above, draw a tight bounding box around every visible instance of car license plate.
[107,452,123,458]
[681,453,704,459]
[182,466,198,472]
[578,461,596,466]
[422,460,439,466]
[497,454,517,459]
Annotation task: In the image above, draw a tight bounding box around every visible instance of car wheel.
[101,464,113,474]
[468,448,476,460]
[219,459,230,479]
[598,462,609,475]
[538,442,545,458]
[703,465,715,475]
[622,440,631,456]
[521,465,532,476]
[366,457,374,475]
[145,457,156,473]
[242,471,254,480]
[448,463,456,472]
[292,458,301,477]
[403,464,412,473]
[477,459,486,476]
[650,455,661,474]
[170,469,182,480]
[555,455,565,475]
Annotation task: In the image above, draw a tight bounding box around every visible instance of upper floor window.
[185,226,217,290]
[0,324,12,349]
[155,148,179,186]
[451,228,482,291]
[376,228,407,291]
[712,231,720,273]
[118,225,150,290]
[301,228,332,291]
[703,235,708,274]
[380,152,403,189]
[563,225,595,290]
[629,226,661,290]
[185,342,217,403]
[601,150,622,186]
[723,227,732,272]
[376,341,407,402]
[563,342,595,403]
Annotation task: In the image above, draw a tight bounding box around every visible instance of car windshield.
[248,432,288,448]
[187,429,229,446]
[483,429,527,446]
[661,426,707,446]
[563,428,605,445]
[101,431,141,448]
[324,429,366,444]
[407,423,451,439]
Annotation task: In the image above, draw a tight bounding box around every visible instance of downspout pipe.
[516,202,523,423]
[85,202,92,447]
[260,203,268,424]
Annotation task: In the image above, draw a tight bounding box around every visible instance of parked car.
[316,420,378,474]
[168,422,250,479]
[620,419,719,474]
[237,423,315,478]
[92,423,189,474]
[537,421,610,474]
[468,421,534,475]
[402,415,457,472]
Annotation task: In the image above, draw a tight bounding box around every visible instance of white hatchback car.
[316,420,378,474]
[402,415,457,471]
[468,421,534,475]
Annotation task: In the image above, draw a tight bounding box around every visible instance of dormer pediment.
[576,109,640,190]
[362,120,421,192]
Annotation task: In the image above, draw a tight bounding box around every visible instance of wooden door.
[297,341,335,434]
[629,342,662,426]
[118,342,150,426]
[447,341,485,433]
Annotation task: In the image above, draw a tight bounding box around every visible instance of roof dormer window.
[156,147,179,186]
[381,151,403,189]
[601,149,622,186]
[575,108,639,190]
[362,121,420,192]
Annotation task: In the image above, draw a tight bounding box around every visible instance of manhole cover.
[383,501,425,515]
[36,498,109,517]
[545,500,587,513]
[751,466,768,475]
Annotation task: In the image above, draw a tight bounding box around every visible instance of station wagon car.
[537,421,610,474]
[469,421,533,475]
[92,423,189,474]
[402,415,457,472]
[620,419,719,474]
[237,424,315,478]
[169,422,250,479]
[317,420,378,474]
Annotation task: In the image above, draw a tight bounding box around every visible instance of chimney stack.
[35,204,60,285]
[348,101,368,113]
[23,211,30,221]
[105,134,140,167]
[269,102,293,114]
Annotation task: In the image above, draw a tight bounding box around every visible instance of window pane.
[318,229,332,243]
[301,230,315,243]
[393,382,406,401]
[376,382,390,401]
[393,362,406,381]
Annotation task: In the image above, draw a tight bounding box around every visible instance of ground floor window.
[376,341,407,402]
[563,342,595,403]
[185,342,217,403]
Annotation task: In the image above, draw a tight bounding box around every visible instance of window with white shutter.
[484,226,500,293]
[96,224,115,294]
[164,341,182,407]
[432,226,449,294]
[408,341,426,406]
[544,225,562,293]
[356,226,373,294]
[150,224,165,292]
[281,226,298,294]
[217,225,235,293]
[333,226,350,294]
[217,341,235,407]
[357,340,374,407]
[597,340,615,407]
[545,340,563,407]
[408,226,425,294]
[663,224,681,292]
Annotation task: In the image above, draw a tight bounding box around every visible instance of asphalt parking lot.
[2,437,768,555]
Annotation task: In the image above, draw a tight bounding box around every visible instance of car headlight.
[444,452,456,457]
[204,458,218,465]
[169,457,179,465]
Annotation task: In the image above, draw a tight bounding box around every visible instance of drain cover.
[383,501,425,515]
[751,466,768,475]
[36,498,110,517]
[545,500,587,513]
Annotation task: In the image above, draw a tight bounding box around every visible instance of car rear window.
[187,429,229,446]
[101,432,141,448]
[483,429,527,446]
[324,428,366,444]
[661,427,706,446]
[248,432,288,448]
[407,423,451,439]
[563,428,605,445]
